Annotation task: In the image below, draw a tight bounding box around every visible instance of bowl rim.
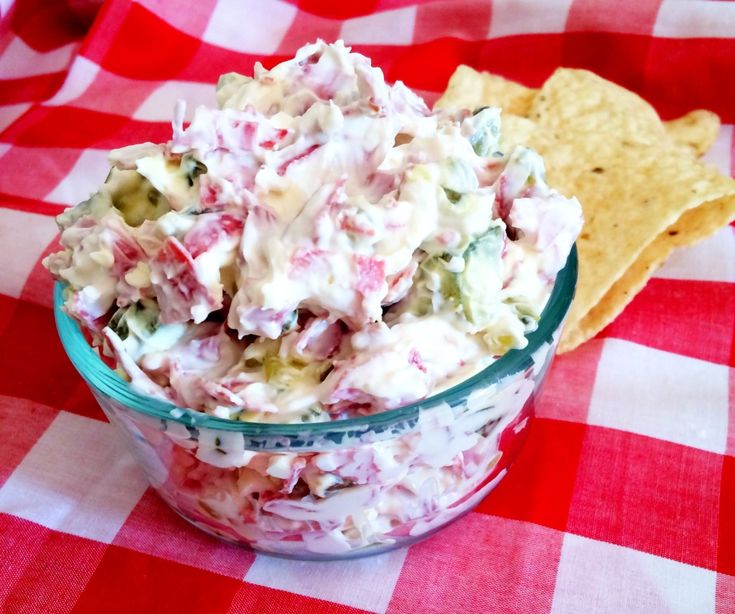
[54,246,577,437]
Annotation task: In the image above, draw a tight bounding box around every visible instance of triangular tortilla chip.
[437,66,720,156]
[527,69,735,349]
[558,194,735,351]
[663,110,721,157]
[435,65,536,117]
[437,66,735,352]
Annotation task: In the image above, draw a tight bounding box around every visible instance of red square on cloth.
[567,426,722,570]
[61,382,108,422]
[0,146,81,201]
[476,35,564,88]
[114,489,255,579]
[535,338,604,423]
[0,72,68,106]
[228,583,370,614]
[728,369,735,456]
[0,397,58,487]
[561,31,653,92]
[179,44,273,85]
[69,545,244,614]
[388,514,563,614]
[477,417,587,532]
[0,298,82,409]
[10,0,90,51]
[643,37,735,122]
[2,106,170,150]
[719,455,735,576]
[0,293,15,333]
[98,3,202,80]
[59,65,166,118]
[0,514,107,614]
[599,278,735,366]
[18,235,61,309]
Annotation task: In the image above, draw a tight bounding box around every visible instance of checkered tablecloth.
[0,1,733,612]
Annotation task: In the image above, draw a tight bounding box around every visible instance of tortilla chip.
[498,114,537,150]
[558,194,735,352]
[438,66,719,157]
[663,109,721,157]
[529,69,668,144]
[435,65,536,117]
[438,66,735,353]
[523,69,735,348]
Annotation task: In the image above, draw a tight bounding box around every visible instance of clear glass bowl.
[53,248,577,560]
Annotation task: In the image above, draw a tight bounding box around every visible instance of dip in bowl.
[48,41,580,559]
[54,249,575,559]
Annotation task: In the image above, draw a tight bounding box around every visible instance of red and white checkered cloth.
[1,1,733,612]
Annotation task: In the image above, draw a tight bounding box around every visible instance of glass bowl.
[53,247,577,560]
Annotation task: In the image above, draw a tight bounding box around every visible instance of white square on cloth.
[0,208,59,298]
[45,149,111,207]
[0,38,77,79]
[488,0,574,38]
[701,124,733,177]
[654,225,735,284]
[133,81,216,122]
[245,548,407,613]
[0,411,148,543]
[551,533,716,614]
[588,339,729,454]
[654,0,735,39]
[340,7,417,46]
[0,103,31,132]
[46,57,101,107]
[203,0,297,54]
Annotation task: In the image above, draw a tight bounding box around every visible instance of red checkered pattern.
[1,0,733,612]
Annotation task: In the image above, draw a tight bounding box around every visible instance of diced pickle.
[499,146,547,199]
[443,187,462,204]
[281,310,298,333]
[108,306,130,340]
[109,300,160,342]
[457,224,504,327]
[440,157,478,197]
[468,107,502,157]
[264,353,327,392]
[108,169,169,226]
[181,154,208,188]
[56,189,112,230]
[107,300,187,363]
[421,256,460,301]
